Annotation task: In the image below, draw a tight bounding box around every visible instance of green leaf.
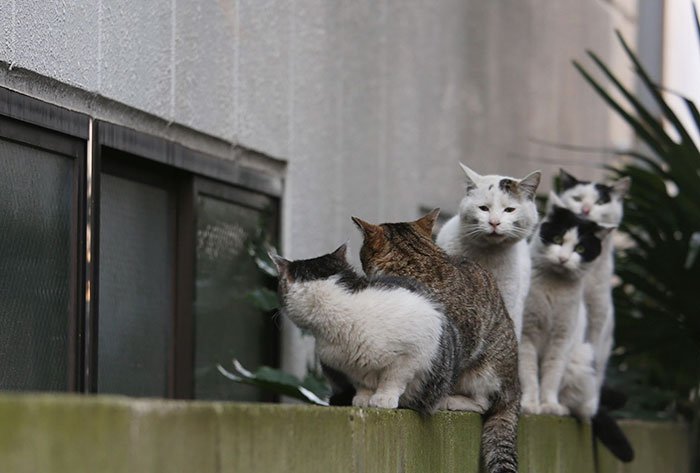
[217,360,329,406]
[246,287,280,312]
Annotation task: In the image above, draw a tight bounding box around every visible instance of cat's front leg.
[352,387,373,407]
[539,346,573,416]
[367,366,411,409]
[519,338,540,414]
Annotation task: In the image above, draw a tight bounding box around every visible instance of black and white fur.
[558,169,630,389]
[520,193,614,418]
[271,244,463,414]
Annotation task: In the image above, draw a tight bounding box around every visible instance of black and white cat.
[558,170,630,389]
[271,244,463,414]
[519,193,614,418]
[436,164,541,340]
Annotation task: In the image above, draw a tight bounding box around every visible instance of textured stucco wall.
[0,394,690,473]
[0,0,639,376]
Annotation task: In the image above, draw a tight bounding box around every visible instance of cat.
[270,243,463,414]
[353,210,520,473]
[519,192,613,418]
[436,163,541,340]
[557,169,630,389]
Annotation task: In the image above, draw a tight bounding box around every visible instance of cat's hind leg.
[438,394,488,413]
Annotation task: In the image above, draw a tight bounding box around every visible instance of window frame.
[193,177,281,402]
[0,86,283,399]
[92,121,282,399]
[0,89,89,392]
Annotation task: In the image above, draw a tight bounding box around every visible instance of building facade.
[0,0,641,399]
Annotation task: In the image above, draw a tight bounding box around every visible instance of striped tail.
[482,397,520,473]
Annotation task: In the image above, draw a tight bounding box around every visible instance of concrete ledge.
[0,394,689,473]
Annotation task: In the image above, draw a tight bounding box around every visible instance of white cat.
[519,193,613,418]
[558,170,630,389]
[436,163,541,340]
[271,244,462,413]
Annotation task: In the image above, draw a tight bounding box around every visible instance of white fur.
[559,178,628,389]
[520,222,599,419]
[284,277,444,409]
[437,165,540,340]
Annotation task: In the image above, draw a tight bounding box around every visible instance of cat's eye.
[596,199,606,205]
[479,205,489,212]
[504,207,515,213]
[553,235,563,244]
[572,196,583,202]
[575,245,585,254]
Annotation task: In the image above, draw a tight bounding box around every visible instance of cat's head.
[532,192,615,276]
[269,243,351,300]
[558,169,630,225]
[352,209,441,277]
[457,164,541,246]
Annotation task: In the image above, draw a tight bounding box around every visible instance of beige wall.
[0,0,639,376]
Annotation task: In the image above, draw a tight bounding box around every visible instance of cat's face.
[558,169,630,226]
[532,193,614,276]
[352,210,439,277]
[458,164,541,246]
[270,244,349,300]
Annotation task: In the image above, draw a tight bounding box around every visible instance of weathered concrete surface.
[0,394,689,473]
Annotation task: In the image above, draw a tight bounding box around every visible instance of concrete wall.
[0,394,690,473]
[0,0,639,375]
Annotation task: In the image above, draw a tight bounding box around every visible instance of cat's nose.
[559,255,569,263]
[582,206,591,215]
[489,219,501,228]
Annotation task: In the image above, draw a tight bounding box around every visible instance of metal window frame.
[0,91,89,392]
[0,86,284,400]
[193,176,281,402]
[92,121,282,400]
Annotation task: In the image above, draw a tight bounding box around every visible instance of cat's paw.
[441,395,486,413]
[352,392,371,407]
[539,402,569,416]
[368,393,400,409]
[521,401,540,415]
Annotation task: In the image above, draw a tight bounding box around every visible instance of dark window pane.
[0,138,73,391]
[98,173,174,397]
[194,195,276,401]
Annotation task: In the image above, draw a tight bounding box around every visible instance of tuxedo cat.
[520,193,613,418]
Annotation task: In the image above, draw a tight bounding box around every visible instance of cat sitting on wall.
[271,244,462,414]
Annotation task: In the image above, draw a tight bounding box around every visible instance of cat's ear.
[593,223,616,240]
[331,242,348,261]
[559,169,579,191]
[413,208,440,237]
[268,252,291,280]
[459,163,481,192]
[351,216,383,238]
[546,190,566,212]
[518,170,541,200]
[611,176,631,197]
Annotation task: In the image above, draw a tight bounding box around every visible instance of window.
[0,87,282,399]
[194,181,279,401]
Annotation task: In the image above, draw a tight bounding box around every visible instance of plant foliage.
[573,9,700,417]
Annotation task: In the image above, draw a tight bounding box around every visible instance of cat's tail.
[592,407,635,463]
[482,397,520,473]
